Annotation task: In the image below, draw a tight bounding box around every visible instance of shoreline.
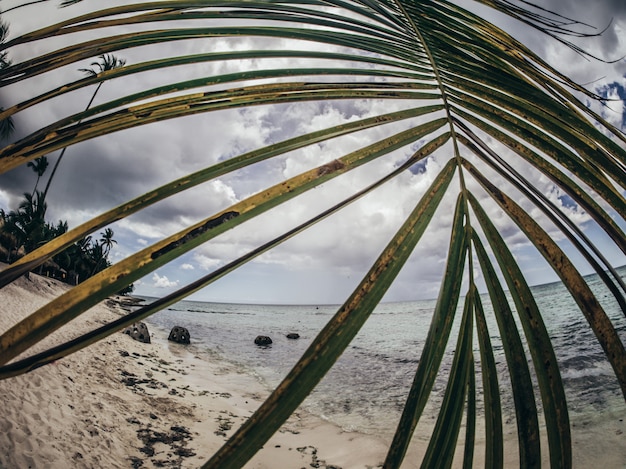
[1,270,624,468]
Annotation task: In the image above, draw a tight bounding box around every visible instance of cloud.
[1,1,624,303]
[597,81,626,130]
[151,273,180,289]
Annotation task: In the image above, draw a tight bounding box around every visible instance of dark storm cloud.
[0,165,33,199]
[518,0,626,56]
[536,0,626,54]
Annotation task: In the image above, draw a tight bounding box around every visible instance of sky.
[0,0,625,304]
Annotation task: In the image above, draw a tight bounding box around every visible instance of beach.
[0,271,394,469]
[1,270,625,468]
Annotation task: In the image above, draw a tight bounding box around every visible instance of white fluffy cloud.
[151,273,180,289]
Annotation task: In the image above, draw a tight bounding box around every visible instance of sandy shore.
[0,271,394,469]
[1,270,624,468]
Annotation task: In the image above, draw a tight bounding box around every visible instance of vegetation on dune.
[0,1,624,468]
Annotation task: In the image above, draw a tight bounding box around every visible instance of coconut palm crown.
[0,1,624,468]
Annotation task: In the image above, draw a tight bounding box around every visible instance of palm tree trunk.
[42,82,103,201]
[31,176,39,198]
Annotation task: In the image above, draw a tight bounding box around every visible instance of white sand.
[0,272,394,469]
[0,270,624,468]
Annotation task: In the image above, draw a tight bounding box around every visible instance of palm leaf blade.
[202,156,457,469]
[473,285,503,469]
[468,168,626,397]
[0,106,444,288]
[385,193,468,467]
[472,232,541,468]
[470,194,571,468]
[0,119,447,364]
[420,285,474,469]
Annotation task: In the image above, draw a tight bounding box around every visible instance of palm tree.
[0,20,9,70]
[71,235,92,283]
[99,228,116,258]
[90,228,116,276]
[1,191,48,256]
[0,208,18,261]
[41,53,126,201]
[26,156,48,196]
[15,191,47,252]
[0,2,624,468]
[87,240,104,275]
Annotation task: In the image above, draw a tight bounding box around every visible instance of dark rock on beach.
[168,326,191,344]
[123,322,151,344]
[254,335,272,346]
[286,333,300,340]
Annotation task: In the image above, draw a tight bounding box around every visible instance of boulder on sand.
[123,322,151,344]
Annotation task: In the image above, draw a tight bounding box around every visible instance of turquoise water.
[145,267,626,439]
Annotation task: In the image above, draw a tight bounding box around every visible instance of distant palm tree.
[26,156,48,196]
[17,191,47,248]
[88,241,104,274]
[99,228,116,258]
[42,54,126,201]
[90,228,116,276]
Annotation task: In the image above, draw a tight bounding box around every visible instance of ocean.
[143,267,626,444]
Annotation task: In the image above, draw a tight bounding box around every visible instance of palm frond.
[0,1,624,467]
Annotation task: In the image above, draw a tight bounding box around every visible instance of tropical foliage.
[0,49,125,286]
[0,189,121,285]
[0,1,624,468]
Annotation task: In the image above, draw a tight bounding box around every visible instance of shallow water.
[145,266,626,441]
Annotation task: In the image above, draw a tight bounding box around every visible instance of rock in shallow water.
[286,333,300,340]
[254,335,272,346]
[168,326,191,344]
